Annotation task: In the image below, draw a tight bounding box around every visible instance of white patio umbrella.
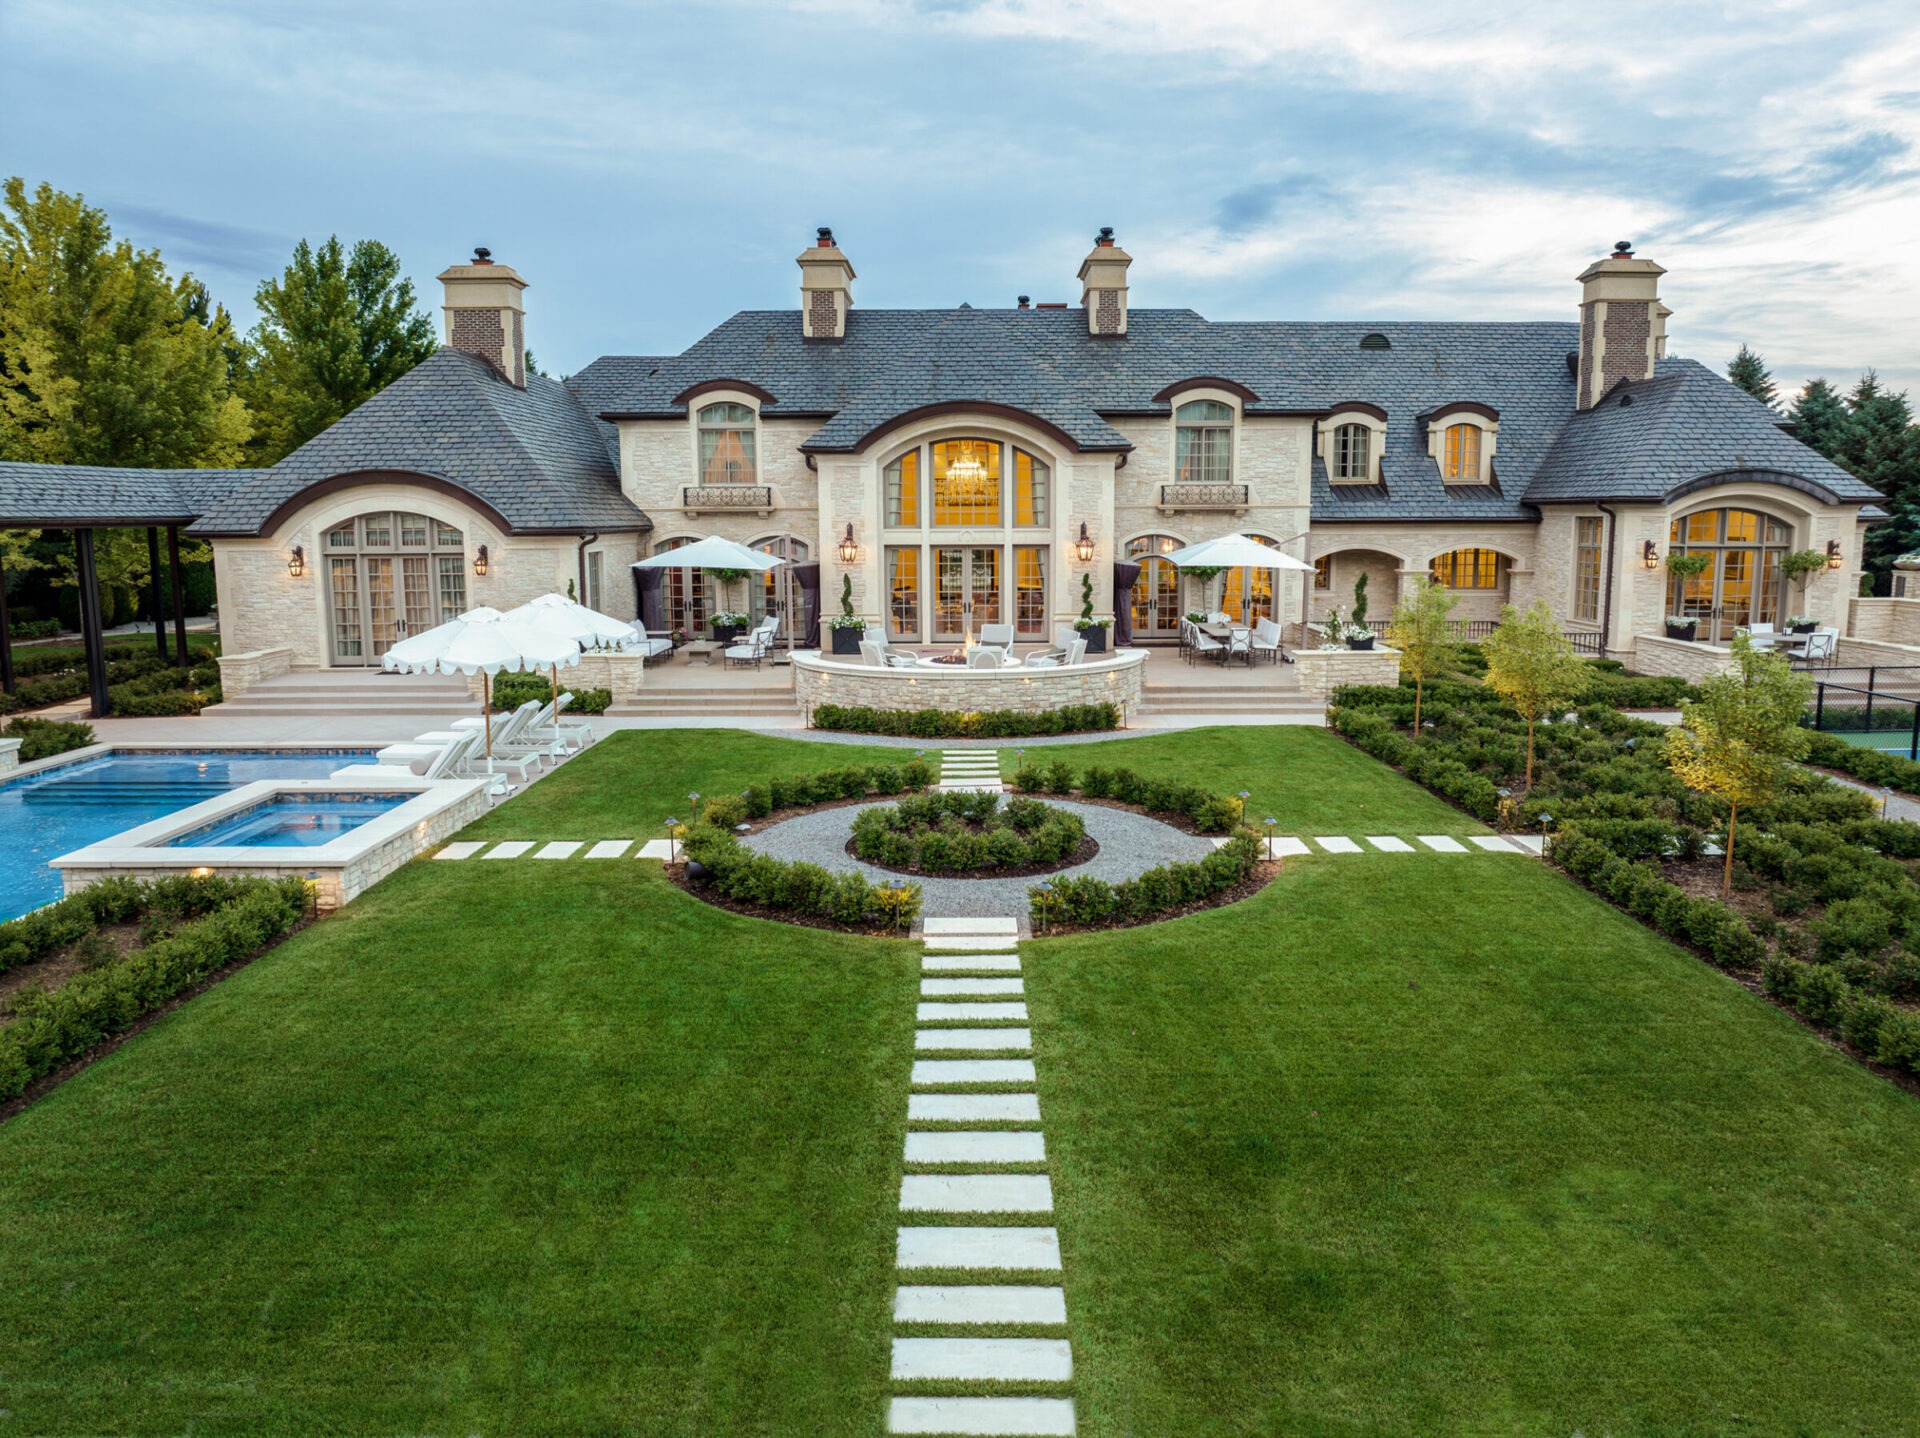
[383,606,582,765]
[632,536,786,631]
[504,593,641,752]
[1163,532,1312,625]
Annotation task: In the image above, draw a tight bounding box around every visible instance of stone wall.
[793,650,1148,720]
[1849,598,1920,646]
[1292,645,1401,700]
[1834,636,1920,668]
[0,738,19,774]
[216,646,294,698]
[1627,634,1740,684]
[463,650,656,708]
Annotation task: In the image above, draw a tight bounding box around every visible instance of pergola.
[0,463,215,719]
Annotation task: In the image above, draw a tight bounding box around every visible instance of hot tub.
[163,792,409,849]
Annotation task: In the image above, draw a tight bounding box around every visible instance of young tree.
[239,236,436,463]
[1663,633,1812,895]
[1481,600,1590,790]
[1727,344,1777,408]
[1385,575,1459,732]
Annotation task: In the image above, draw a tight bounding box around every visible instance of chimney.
[438,247,528,387]
[1575,241,1665,410]
[799,227,854,341]
[1078,226,1131,337]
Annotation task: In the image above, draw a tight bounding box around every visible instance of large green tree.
[1727,344,1777,408]
[1482,601,1590,791]
[238,236,436,464]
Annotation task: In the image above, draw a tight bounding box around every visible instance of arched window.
[1332,423,1372,481]
[1667,508,1791,643]
[322,511,466,666]
[697,402,756,486]
[1429,548,1506,589]
[1126,534,1182,638]
[1222,533,1279,623]
[1175,400,1233,485]
[1441,423,1482,481]
[885,449,919,527]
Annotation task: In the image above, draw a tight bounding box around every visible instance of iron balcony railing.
[1158,483,1250,511]
[682,484,774,514]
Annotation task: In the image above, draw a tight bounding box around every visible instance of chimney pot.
[1097,225,1115,247]
[472,246,493,264]
[1614,240,1633,254]
[817,226,835,247]
[1017,295,1030,309]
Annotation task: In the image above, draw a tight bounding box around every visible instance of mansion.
[0,229,1890,681]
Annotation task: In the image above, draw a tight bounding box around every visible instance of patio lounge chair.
[1024,638,1086,668]
[454,693,589,756]
[977,623,1015,664]
[1225,625,1254,666]
[633,630,676,663]
[725,616,779,669]
[967,646,1011,669]
[330,728,479,784]
[862,637,920,668]
[1790,628,1839,664]
[372,698,537,771]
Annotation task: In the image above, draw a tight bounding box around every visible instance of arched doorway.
[1667,508,1790,643]
[751,535,810,646]
[322,510,467,666]
[1126,534,1183,639]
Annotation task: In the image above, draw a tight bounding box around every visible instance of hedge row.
[680,823,921,928]
[0,876,309,1102]
[853,794,1083,872]
[1802,731,1920,795]
[491,674,613,715]
[1008,762,1244,833]
[1552,832,1769,971]
[687,761,936,833]
[1030,830,1261,928]
[2,717,95,762]
[0,649,222,717]
[811,702,1120,738]
[1764,955,1920,1070]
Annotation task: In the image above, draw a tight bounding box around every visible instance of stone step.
[1471,834,1528,852]
[917,1002,1028,1022]
[901,1174,1053,1212]
[890,1336,1072,1382]
[922,978,1024,996]
[916,1028,1031,1051]
[908,1093,1041,1122]
[892,1284,1066,1326]
[482,841,535,859]
[1418,834,1468,852]
[923,954,1022,972]
[912,1059,1035,1086]
[585,839,636,858]
[896,1225,1061,1270]
[905,1131,1047,1164]
[926,917,1020,936]
[1265,836,1310,858]
[886,1396,1076,1436]
[1364,836,1414,853]
[1311,836,1362,854]
[923,938,1023,953]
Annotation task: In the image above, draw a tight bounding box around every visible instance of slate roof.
[0,462,263,526]
[192,349,649,537]
[1526,359,1882,505]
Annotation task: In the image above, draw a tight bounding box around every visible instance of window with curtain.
[1313,555,1331,591]
[1573,517,1602,622]
[1442,423,1482,481]
[697,402,757,485]
[1014,449,1049,526]
[885,449,919,527]
[1175,400,1233,485]
[1429,548,1505,589]
[1332,424,1372,481]
[887,546,921,640]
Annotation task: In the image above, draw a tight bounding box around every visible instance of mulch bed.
[844,831,1100,880]
[663,865,911,937]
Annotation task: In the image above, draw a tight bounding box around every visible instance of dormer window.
[1175,400,1233,485]
[1424,404,1498,484]
[1333,423,1372,481]
[1319,403,1387,484]
[697,402,757,485]
[1442,423,1480,480]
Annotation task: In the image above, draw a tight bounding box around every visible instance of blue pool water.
[0,749,377,923]
[165,792,408,849]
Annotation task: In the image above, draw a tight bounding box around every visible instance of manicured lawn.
[0,861,917,1434]
[1026,856,1920,1435]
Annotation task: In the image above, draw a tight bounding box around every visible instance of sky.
[5,0,1920,399]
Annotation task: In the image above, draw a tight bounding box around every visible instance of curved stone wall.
[793,649,1150,720]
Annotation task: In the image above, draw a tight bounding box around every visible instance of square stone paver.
[482,841,534,859]
[916,1002,1029,1022]
[1364,836,1414,853]
[922,978,1025,996]
[922,953,1022,972]
[1311,836,1362,854]
[922,938,1023,953]
[890,1336,1072,1381]
[911,1059,1035,1086]
[585,840,635,858]
[635,839,674,859]
[1470,835,1520,852]
[886,1396,1075,1436]
[901,1174,1053,1212]
[433,842,484,860]
[892,1284,1066,1326]
[905,1131,1046,1164]
[1417,835,1467,852]
[1266,836,1310,858]
[925,917,1020,936]
[908,1093,1041,1122]
[915,1028,1031,1051]
[535,841,582,859]
[896,1225,1061,1270]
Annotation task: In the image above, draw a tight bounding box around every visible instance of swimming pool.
[163,792,408,849]
[0,748,377,922]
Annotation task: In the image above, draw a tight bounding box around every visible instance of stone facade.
[793,650,1148,720]
[1292,645,1401,700]
[0,738,19,773]
[216,645,295,699]
[1848,599,1920,646]
[1626,634,1741,684]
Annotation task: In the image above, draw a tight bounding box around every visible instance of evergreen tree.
[1727,344,1777,408]
[1786,377,1850,460]
[239,236,436,464]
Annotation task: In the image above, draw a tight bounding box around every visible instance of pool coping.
[0,741,385,791]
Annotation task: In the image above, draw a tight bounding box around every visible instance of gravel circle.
[741,797,1216,917]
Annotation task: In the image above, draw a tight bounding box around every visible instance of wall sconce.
[839,523,858,564]
[287,544,305,578]
[472,544,489,577]
[1826,539,1844,570]
[1075,522,1095,563]
[1640,540,1659,571]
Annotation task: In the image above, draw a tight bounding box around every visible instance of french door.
[751,535,810,645]
[323,511,467,665]
[933,546,1001,642]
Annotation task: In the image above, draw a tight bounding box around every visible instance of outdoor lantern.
[1075,522,1096,563]
[1641,540,1659,570]
[839,523,858,564]
[1826,539,1844,570]
[287,544,305,578]
[472,544,489,577]
[664,817,679,863]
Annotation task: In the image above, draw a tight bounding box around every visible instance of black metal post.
[1866,684,1875,737]
[1909,699,1918,763]
[147,526,168,662]
[75,528,110,718]
[0,558,13,695]
[166,526,189,666]
[1815,683,1825,733]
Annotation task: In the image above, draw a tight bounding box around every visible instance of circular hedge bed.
[851,793,1092,877]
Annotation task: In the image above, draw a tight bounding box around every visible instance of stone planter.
[830,625,865,656]
[712,624,744,645]
[1347,636,1375,652]
[1079,625,1109,654]
[1665,623,1698,642]
[1790,623,1816,635]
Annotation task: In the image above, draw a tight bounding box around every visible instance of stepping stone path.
[889,909,1075,1436]
[936,750,1006,794]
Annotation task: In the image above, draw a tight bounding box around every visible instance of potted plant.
[1073,574,1111,653]
[1783,614,1816,635]
[1664,613,1699,641]
[828,574,866,655]
[1779,549,1829,589]
[1346,572,1375,648]
[710,610,749,644]
[1662,552,1711,639]
[1318,605,1348,650]
[1346,624,1377,651]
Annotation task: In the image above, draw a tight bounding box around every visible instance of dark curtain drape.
[793,561,822,649]
[636,567,666,632]
[1112,561,1142,646]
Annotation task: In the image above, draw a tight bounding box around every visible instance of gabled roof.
[1525,359,1881,505]
[192,349,650,537]
[0,463,263,526]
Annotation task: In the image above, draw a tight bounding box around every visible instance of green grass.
[1027,857,1920,1435]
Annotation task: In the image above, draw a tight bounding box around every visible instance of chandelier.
[944,440,991,499]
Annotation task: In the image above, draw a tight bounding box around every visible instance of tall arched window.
[697,402,757,485]
[1126,534,1182,638]
[322,511,466,666]
[1442,423,1482,480]
[1175,401,1233,485]
[1667,508,1791,643]
[1332,423,1372,481]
